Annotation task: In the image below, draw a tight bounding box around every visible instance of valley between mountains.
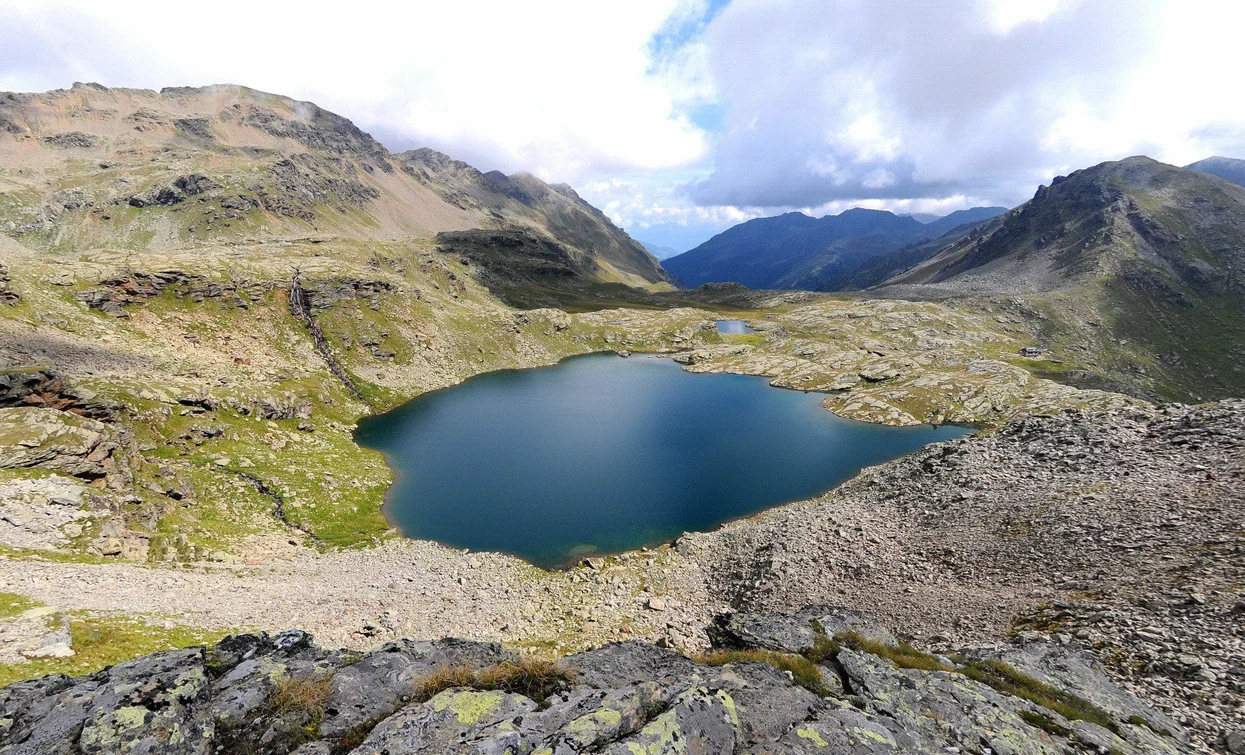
[0,84,1242,753]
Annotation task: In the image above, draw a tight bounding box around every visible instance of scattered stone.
[40,132,99,149]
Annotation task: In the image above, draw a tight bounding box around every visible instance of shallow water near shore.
[716,319,756,333]
[356,353,969,568]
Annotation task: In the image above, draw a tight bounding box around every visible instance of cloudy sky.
[3,0,1244,250]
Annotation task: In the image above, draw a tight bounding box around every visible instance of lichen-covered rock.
[600,685,740,755]
[317,637,514,740]
[707,609,819,654]
[0,609,1197,754]
[707,606,896,654]
[834,648,1063,754]
[352,689,539,754]
[982,640,1186,748]
[6,647,212,755]
[801,606,897,647]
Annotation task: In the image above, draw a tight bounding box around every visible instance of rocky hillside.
[0,82,669,290]
[880,157,1245,402]
[2,85,1242,754]
[680,399,1244,750]
[832,217,1003,291]
[399,148,669,286]
[663,206,1004,290]
[0,605,1197,754]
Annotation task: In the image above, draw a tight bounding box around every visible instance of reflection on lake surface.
[356,353,969,568]
[716,319,756,334]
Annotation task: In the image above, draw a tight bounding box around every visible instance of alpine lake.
[357,329,969,569]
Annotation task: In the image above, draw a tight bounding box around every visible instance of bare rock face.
[0,475,94,550]
[0,370,117,420]
[0,607,1195,754]
[0,264,16,305]
[0,407,116,479]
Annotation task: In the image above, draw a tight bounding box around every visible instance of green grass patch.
[1019,709,1073,738]
[0,613,229,687]
[804,632,840,665]
[721,333,766,347]
[835,632,953,673]
[0,592,40,620]
[961,659,1118,733]
[0,544,107,564]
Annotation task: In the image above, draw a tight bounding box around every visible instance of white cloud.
[4,0,1245,251]
[983,0,1071,34]
[688,0,1245,212]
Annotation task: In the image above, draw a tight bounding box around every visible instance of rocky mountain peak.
[878,156,1245,402]
[0,84,669,289]
[891,155,1245,291]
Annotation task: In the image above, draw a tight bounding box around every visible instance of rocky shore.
[3,399,1241,751]
[681,399,1245,751]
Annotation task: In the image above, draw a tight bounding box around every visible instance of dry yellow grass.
[413,656,574,705]
[269,672,334,721]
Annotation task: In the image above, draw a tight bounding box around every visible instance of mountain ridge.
[0,82,669,289]
[879,156,1245,402]
[1186,155,1245,188]
[662,205,1006,291]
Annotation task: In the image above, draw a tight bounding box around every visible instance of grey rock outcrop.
[0,607,1193,754]
[0,370,117,420]
[0,264,16,305]
[0,407,117,479]
[0,475,94,550]
[40,132,99,149]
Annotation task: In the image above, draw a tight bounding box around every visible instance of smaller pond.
[716,319,756,334]
[356,354,969,568]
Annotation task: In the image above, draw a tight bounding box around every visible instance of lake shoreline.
[356,351,969,568]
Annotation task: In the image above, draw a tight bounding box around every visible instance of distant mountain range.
[662,206,1006,291]
[640,242,683,260]
[1187,156,1245,187]
[660,155,1245,402]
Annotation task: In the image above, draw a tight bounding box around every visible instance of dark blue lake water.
[355,353,968,568]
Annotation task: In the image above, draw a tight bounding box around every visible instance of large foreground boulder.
[0,607,1194,754]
